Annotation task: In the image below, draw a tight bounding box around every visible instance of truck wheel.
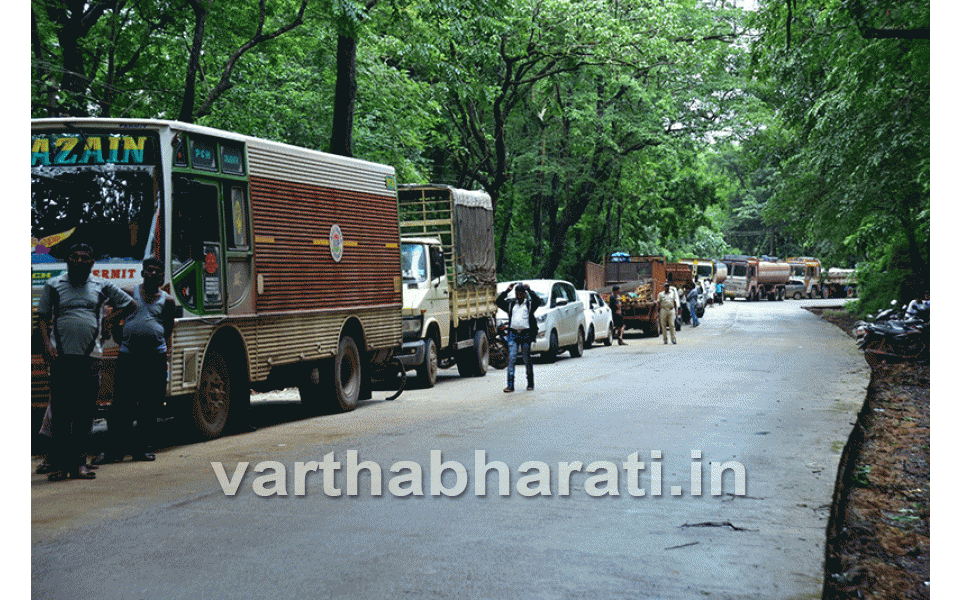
[193,349,247,439]
[544,330,560,363]
[569,327,585,358]
[416,337,438,388]
[472,330,489,376]
[603,324,613,346]
[331,335,361,412]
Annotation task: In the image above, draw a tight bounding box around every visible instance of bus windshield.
[31,131,161,264]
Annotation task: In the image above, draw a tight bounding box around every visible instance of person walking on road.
[95,257,176,465]
[496,282,543,392]
[609,285,627,345]
[657,282,679,344]
[686,284,700,328]
[37,243,134,481]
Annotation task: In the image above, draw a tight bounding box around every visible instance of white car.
[496,279,586,362]
[576,290,613,347]
[784,279,807,300]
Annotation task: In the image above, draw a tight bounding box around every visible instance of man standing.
[37,244,134,481]
[657,282,678,344]
[95,257,176,464]
[687,283,700,328]
[609,285,626,345]
[496,282,543,392]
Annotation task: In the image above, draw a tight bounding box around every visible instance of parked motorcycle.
[854,307,929,366]
[489,322,510,370]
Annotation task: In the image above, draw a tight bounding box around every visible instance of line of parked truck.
[30,118,857,441]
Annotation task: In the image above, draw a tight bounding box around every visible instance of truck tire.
[568,327,585,358]
[457,330,491,377]
[331,335,361,412]
[416,337,438,388]
[193,348,248,439]
[472,330,489,376]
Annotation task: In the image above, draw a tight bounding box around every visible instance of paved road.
[32,299,868,599]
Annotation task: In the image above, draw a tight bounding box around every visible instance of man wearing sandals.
[37,244,134,481]
[94,257,176,465]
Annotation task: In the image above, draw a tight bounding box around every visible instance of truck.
[396,184,497,386]
[822,267,858,298]
[32,118,404,439]
[679,258,727,285]
[786,256,822,298]
[680,257,727,303]
[585,255,694,336]
[721,255,791,301]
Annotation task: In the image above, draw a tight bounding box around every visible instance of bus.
[31,118,403,438]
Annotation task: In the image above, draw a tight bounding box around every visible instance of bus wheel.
[194,349,233,439]
[332,335,361,412]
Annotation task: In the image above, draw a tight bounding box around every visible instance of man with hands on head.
[496,282,543,393]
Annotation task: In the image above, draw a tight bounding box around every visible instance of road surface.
[32,298,868,599]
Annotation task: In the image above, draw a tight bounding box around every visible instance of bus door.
[171,136,252,315]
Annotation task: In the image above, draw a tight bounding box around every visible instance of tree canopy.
[31,0,930,309]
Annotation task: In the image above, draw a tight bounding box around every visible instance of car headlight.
[536,314,547,324]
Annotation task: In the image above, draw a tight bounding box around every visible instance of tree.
[751,0,929,310]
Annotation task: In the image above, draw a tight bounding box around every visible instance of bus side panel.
[169,306,401,393]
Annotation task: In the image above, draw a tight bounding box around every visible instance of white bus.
[32,119,403,438]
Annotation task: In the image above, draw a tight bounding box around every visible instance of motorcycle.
[489,322,510,370]
[854,309,929,366]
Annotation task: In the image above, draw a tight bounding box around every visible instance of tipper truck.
[585,255,694,336]
[397,184,497,386]
[722,255,791,301]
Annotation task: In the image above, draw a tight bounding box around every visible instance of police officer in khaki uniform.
[656,282,678,345]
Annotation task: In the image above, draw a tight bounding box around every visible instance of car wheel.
[569,327,584,358]
[793,291,802,300]
[544,330,560,363]
[603,323,613,346]
[586,325,595,348]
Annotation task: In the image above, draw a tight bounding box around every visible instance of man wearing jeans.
[496,282,543,392]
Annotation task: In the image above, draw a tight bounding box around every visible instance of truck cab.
[401,238,451,373]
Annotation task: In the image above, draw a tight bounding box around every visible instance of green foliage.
[38,0,926,293]
[750,0,929,303]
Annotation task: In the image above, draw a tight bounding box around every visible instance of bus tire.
[193,348,246,439]
[331,335,361,412]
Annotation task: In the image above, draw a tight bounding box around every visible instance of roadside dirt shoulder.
[809,308,930,599]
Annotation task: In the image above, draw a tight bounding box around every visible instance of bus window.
[173,177,220,271]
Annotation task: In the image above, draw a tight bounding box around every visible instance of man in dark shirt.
[96,257,176,464]
[609,286,626,345]
[37,244,134,481]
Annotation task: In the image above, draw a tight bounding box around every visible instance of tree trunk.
[179,0,210,124]
[330,34,357,157]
